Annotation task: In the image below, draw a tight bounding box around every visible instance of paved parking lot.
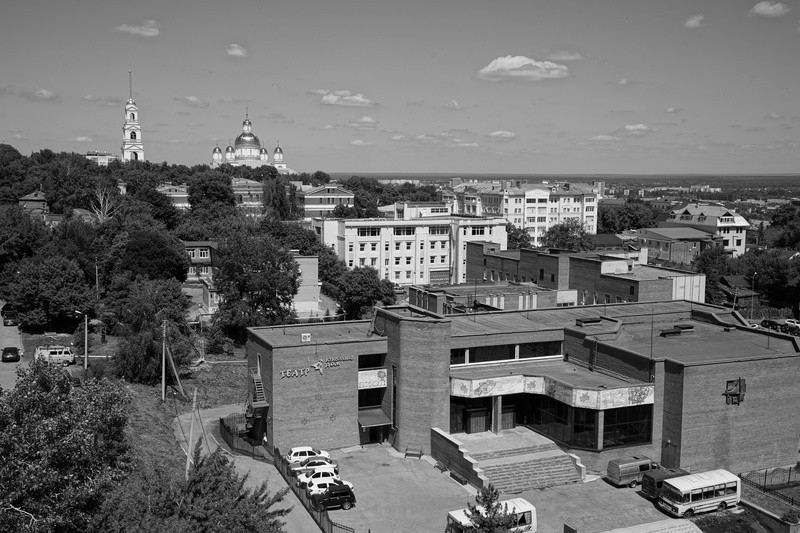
[325,445,671,533]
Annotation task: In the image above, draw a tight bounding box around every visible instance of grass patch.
[693,508,765,533]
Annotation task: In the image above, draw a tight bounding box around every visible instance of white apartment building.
[312,209,507,285]
[448,182,599,247]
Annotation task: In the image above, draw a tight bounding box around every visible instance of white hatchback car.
[297,465,339,488]
[306,478,354,496]
[286,446,330,463]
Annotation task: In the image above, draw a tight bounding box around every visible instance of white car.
[289,457,338,477]
[286,446,330,463]
[306,478,354,496]
[297,465,339,488]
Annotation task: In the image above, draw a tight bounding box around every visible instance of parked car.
[761,319,782,330]
[780,322,799,335]
[33,345,75,366]
[2,310,19,327]
[1,347,21,363]
[607,456,660,488]
[289,457,338,477]
[306,478,354,496]
[297,465,340,489]
[286,446,330,463]
[310,484,356,511]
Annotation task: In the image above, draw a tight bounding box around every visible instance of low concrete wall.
[741,500,800,533]
[430,427,487,489]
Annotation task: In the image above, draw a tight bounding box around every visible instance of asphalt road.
[0,320,24,391]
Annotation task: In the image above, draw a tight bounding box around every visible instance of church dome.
[274,145,283,154]
[235,131,261,149]
[225,144,235,153]
[213,145,222,154]
[259,147,268,154]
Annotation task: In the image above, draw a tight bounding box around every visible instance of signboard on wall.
[358,368,387,389]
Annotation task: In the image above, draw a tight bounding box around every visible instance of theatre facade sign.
[279,355,354,379]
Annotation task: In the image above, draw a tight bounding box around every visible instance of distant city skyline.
[1,0,799,174]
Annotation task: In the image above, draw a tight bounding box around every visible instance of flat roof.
[450,359,642,389]
[641,227,713,240]
[249,321,381,348]
[606,264,694,281]
[607,319,797,365]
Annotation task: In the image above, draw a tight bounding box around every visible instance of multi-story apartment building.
[182,240,217,283]
[657,204,749,257]
[297,184,355,219]
[447,181,599,247]
[312,207,507,285]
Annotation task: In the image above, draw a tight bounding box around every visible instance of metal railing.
[218,415,273,463]
[740,466,800,509]
[273,447,355,533]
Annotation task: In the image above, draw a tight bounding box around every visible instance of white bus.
[446,497,536,533]
[658,469,740,518]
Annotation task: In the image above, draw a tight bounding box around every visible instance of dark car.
[1,347,21,363]
[310,484,356,511]
[761,319,781,330]
[2,310,19,327]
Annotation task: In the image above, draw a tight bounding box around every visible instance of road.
[0,319,24,391]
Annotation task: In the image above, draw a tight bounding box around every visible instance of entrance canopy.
[358,407,392,428]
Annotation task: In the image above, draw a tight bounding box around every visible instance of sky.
[1,0,799,175]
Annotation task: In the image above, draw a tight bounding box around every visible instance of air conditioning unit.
[301,333,311,343]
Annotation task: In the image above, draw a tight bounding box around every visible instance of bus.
[641,467,689,500]
[446,497,536,533]
[658,469,740,518]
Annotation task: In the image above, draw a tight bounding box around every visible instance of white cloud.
[684,14,706,28]
[665,107,683,113]
[21,88,61,102]
[358,116,376,124]
[350,139,372,146]
[84,94,125,107]
[391,134,408,141]
[750,1,790,17]
[546,51,583,61]
[311,89,329,95]
[444,100,463,110]
[321,124,336,130]
[226,44,248,57]
[766,112,783,119]
[488,130,517,140]
[70,136,93,142]
[617,78,634,86]
[478,55,569,81]
[590,135,621,141]
[624,123,650,133]
[320,90,375,107]
[174,96,209,108]
[114,19,160,37]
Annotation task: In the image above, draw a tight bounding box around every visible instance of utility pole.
[185,387,197,481]
[750,271,758,321]
[84,313,88,370]
[94,256,99,297]
[161,319,167,401]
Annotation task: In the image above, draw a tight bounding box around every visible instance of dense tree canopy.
[598,201,660,234]
[505,222,533,250]
[0,362,130,533]
[542,219,596,251]
[337,267,393,319]
[110,228,190,283]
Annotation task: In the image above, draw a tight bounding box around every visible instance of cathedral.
[211,114,295,174]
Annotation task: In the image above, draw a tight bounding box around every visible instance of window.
[359,258,365,266]
[471,227,486,236]
[349,243,354,252]
[130,113,135,121]
[384,258,389,266]
[359,243,366,252]
[370,243,377,251]
[187,249,196,259]
[395,243,401,251]
[440,255,446,263]
[406,271,412,279]
[430,225,449,235]
[430,241,436,249]
[348,260,354,267]
[394,258,400,265]
[629,285,635,295]
[199,249,209,259]
[586,206,595,212]
[550,274,555,282]
[419,257,423,264]
[393,227,415,236]
[394,271,400,280]
[430,256,435,263]
[357,227,381,237]
[385,242,389,251]
[130,131,137,140]
[405,257,411,265]
[406,242,412,250]
[724,378,746,405]
[420,242,425,250]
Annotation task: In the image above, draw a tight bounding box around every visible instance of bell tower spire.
[122,69,145,162]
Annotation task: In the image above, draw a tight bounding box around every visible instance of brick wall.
[661,360,685,466]
[382,310,451,454]
[430,428,485,487]
[677,356,800,473]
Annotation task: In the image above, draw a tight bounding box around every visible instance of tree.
[111,228,190,283]
[110,277,190,333]
[212,233,299,343]
[187,172,236,220]
[5,255,95,331]
[542,219,595,251]
[93,443,289,533]
[90,186,120,223]
[0,361,130,533]
[0,204,50,277]
[691,246,732,304]
[337,267,386,320]
[464,484,516,532]
[311,170,331,186]
[262,177,291,220]
[130,186,182,230]
[505,223,533,250]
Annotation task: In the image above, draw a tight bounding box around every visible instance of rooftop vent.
[674,324,694,332]
[660,327,682,337]
[576,317,603,327]
[301,333,311,343]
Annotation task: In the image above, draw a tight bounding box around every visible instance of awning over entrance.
[357,407,392,428]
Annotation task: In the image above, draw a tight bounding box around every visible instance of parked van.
[641,467,690,499]
[446,497,536,533]
[34,345,75,366]
[607,456,660,487]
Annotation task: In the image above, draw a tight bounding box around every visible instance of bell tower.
[122,70,145,162]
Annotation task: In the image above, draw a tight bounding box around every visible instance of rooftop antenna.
[245,107,249,120]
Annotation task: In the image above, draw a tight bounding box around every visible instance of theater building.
[246,300,800,478]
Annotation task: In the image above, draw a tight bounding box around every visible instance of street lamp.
[75,310,88,370]
[750,271,758,321]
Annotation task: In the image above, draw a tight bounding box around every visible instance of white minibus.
[446,497,536,533]
[658,469,740,518]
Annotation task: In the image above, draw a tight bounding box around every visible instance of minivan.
[607,456,660,487]
[34,345,75,366]
[311,484,356,511]
[641,467,690,499]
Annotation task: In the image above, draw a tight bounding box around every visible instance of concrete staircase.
[472,443,581,494]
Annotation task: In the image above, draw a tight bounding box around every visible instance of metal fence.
[740,466,800,508]
[218,415,273,463]
[273,447,356,533]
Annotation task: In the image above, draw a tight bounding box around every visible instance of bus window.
[703,487,715,499]
[715,484,725,497]
[691,489,703,502]
[725,482,737,495]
